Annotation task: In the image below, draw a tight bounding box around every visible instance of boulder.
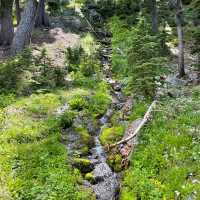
[73,158,94,173]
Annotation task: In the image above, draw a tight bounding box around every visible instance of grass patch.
[0,87,98,200]
[120,87,200,200]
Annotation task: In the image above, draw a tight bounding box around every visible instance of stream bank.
[57,5,137,199]
[60,39,125,200]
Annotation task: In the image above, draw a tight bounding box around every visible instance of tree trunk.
[11,0,37,55]
[175,0,185,77]
[150,0,158,34]
[15,0,21,25]
[35,0,50,27]
[0,0,14,46]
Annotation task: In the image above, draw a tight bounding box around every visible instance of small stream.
[87,116,120,200]
[84,39,124,200]
[62,42,123,199]
[57,12,124,198]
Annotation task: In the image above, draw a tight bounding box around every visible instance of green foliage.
[70,71,100,88]
[88,83,111,117]
[0,49,33,94]
[80,33,99,56]
[121,87,200,199]
[80,55,100,77]
[34,48,66,89]
[85,172,96,184]
[0,90,94,200]
[110,17,168,97]
[0,49,66,95]
[100,126,125,145]
[65,46,84,72]
[69,95,89,111]
[0,93,16,108]
[59,111,75,128]
[65,47,100,78]
[84,0,140,21]
[190,27,200,70]
[128,101,150,121]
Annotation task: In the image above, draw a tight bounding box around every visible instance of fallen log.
[109,100,157,149]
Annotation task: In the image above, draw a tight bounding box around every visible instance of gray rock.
[166,74,187,86]
[56,103,69,115]
[92,163,119,200]
[93,163,112,179]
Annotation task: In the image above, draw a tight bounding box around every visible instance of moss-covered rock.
[73,158,94,173]
[76,127,92,145]
[108,153,123,172]
[100,126,125,145]
[75,126,94,155]
[85,172,96,184]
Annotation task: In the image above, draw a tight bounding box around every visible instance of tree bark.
[15,0,21,25]
[35,0,50,27]
[175,0,185,77]
[0,0,14,46]
[150,0,158,34]
[11,0,37,55]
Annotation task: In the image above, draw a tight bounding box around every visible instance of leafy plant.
[59,111,75,128]
[68,95,89,111]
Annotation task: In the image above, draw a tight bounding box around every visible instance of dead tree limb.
[109,100,157,149]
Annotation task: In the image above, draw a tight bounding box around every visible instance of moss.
[108,153,123,172]
[75,126,94,150]
[85,172,96,184]
[73,158,94,173]
[80,146,89,155]
[100,126,125,145]
[110,111,121,125]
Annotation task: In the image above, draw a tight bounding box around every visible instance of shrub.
[65,46,84,72]
[89,91,111,117]
[0,48,66,95]
[34,48,66,89]
[59,111,75,128]
[110,17,168,98]
[68,95,89,111]
[0,49,33,93]
[80,55,100,77]
[0,93,16,108]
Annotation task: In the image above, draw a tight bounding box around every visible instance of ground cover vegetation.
[0,0,200,199]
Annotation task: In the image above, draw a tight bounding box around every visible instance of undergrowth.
[120,86,200,200]
[0,62,111,198]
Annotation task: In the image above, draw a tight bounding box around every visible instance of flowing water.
[58,29,123,199]
[85,41,124,200]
